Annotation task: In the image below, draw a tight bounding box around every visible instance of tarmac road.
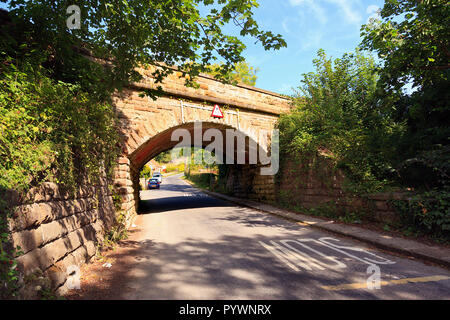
[122,174,450,299]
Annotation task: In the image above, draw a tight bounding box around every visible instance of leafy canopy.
[208,61,258,86]
[360,0,450,188]
[361,0,449,91]
[360,0,449,146]
[4,0,285,93]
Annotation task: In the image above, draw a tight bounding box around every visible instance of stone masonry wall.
[276,156,407,225]
[224,165,276,203]
[134,66,291,116]
[7,178,116,296]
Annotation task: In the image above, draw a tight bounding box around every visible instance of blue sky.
[0,0,385,95]
[233,0,385,94]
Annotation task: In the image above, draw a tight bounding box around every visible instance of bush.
[0,58,119,195]
[165,163,185,173]
[185,172,215,190]
[398,144,450,189]
[140,165,152,179]
[277,49,405,194]
[391,188,450,241]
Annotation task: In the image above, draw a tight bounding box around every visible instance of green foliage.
[154,151,172,164]
[390,188,450,242]
[277,1,450,237]
[0,199,23,299]
[357,1,450,240]
[111,187,123,212]
[0,60,120,194]
[278,49,405,193]
[361,0,450,183]
[277,196,364,224]
[98,211,128,252]
[398,144,450,189]
[38,286,65,300]
[361,0,449,95]
[140,165,152,179]
[207,61,258,86]
[0,221,23,299]
[277,44,449,239]
[4,0,285,94]
[185,172,215,190]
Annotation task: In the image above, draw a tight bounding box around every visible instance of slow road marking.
[259,237,395,272]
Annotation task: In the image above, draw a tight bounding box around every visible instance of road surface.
[120,174,450,299]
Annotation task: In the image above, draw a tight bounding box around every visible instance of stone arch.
[114,120,274,223]
[111,70,291,224]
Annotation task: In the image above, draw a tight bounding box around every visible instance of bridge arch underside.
[114,121,276,220]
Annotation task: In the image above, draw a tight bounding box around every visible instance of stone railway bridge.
[8,66,291,295]
[112,67,291,221]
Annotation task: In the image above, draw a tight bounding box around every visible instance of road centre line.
[321,275,450,291]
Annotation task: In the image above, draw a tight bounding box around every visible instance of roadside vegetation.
[277,0,449,242]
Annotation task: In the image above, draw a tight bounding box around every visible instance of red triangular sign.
[211,104,224,118]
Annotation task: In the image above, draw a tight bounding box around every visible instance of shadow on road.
[65,229,447,300]
[67,176,450,300]
[139,195,230,214]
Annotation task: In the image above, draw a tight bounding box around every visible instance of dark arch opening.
[127,121,271,215]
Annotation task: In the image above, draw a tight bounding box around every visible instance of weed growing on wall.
[0,200,23,299]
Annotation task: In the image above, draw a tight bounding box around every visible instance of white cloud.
[288,0,363,25]
[296,29,325,53]
[288,0,327,24]
[366,4,380,14]
[289,0,307,5]
[366,4,381,24]
[246,54,273,68]
[282,18,291,33]
[328,0,362,24]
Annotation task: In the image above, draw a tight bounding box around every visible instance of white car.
[152,172,162,184]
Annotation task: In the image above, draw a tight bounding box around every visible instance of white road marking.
[317,237,395,265]
[260,237,396,272]
[281,239,346,270]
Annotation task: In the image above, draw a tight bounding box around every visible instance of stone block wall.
[135,66,292,116]
[276,156,407,225]
[7,178,116,295]
[112,156,138,226]
[224,165,276,202]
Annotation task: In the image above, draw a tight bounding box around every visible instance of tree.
[154,151,172,163]
[278,49,404,191]
[361,0,450,147]
[140,165,152,179]
[3,0,285,96]
[208,61,258,86]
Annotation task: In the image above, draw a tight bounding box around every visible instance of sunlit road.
[122,174,450,299]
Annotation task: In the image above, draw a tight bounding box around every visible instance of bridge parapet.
[133,66,292,115]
